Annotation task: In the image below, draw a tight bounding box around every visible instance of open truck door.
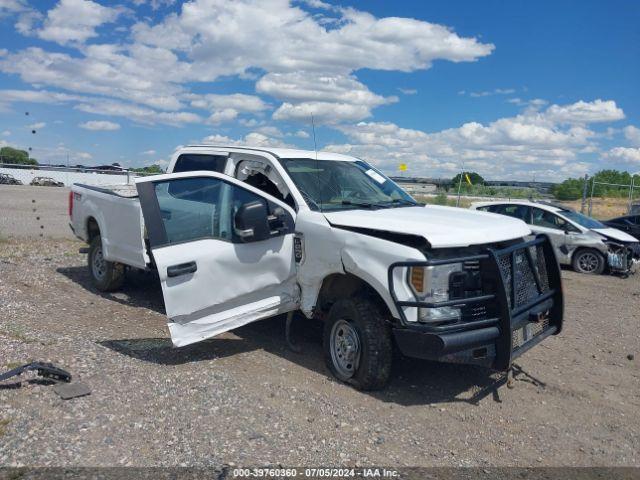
[135,171,299,347]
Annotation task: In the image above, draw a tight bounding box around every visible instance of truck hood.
[324,205,531,248]
[592,227,637,243]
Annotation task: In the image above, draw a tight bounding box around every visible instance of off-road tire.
[572,248,605,275]
[88,235,125,291]
[323,297,393,391]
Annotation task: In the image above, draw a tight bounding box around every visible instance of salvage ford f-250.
[69,146,563,390]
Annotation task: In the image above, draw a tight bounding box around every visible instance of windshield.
[282,158,417,211]
[561,210,605,229]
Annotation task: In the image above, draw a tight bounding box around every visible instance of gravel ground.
[0,185,73,240]
[0,186,638,467]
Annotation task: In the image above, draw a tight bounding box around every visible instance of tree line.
[552,170,640,200]
[0,146,38,165]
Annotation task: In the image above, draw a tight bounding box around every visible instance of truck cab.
[70,145,563,390]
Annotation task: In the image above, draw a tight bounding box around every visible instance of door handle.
[167,261,197,278]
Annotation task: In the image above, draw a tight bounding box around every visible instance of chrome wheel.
[92,245,106,281]
[329,319,361,380]
[577,251,599,273]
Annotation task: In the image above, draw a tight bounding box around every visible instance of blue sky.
[0,0,639,180]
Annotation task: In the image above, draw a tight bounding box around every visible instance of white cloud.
[133,0,176,10]
[606,147,640,164]
[207,108,238,125]
[133,0,493,78]
[74,98,202,126]
[0,0,42,35]
[257,71,395,123]
[28,122,46,130]
[323,99,625,180]
[507,98,548,109]
[468,88,516,98]
[187,93,268,112]
[255,126,284,137]
[398,88,417,95]
[202,131,294,149]
[1,130,10,136]
[141,149,156,155]
[0,1,493,130]
[545,99,624,124]
[623,125,640,146]
[79,120,121,131]
[0,47,186,110]
[294,130,310,138]
[27,144,93,164]
[38,0,124,45]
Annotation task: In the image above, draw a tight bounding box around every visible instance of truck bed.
[70,183,149,269]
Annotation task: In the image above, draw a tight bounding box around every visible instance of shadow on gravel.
[99,314,539,406]
[56,266,165,314]
[234,315,539,407]
[99,337,257,366]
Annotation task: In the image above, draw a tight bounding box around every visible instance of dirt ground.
[562,197,637,220]
[0,185,639,467]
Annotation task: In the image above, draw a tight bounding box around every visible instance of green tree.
[0,146,38,166]
[552,170,640,200]
[130,164,164,174]
[552,177,585,200]
[451,171,485,190]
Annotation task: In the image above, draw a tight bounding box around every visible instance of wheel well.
[316,273,390,318]
[573,246,603,259]
[87,217,100,242]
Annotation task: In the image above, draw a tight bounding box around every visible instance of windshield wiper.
[387,198,421,207]
[341,200,386,209]
[373,198,421,208]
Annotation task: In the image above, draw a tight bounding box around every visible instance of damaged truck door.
[135,171,299,347]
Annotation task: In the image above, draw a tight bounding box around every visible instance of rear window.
[173,154,227,173]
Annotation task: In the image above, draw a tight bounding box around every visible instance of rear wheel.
[572,248,605,275]
[88,235,125,291]
[323,297,392,391]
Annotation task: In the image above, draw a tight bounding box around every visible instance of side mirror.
[234,200,271,242]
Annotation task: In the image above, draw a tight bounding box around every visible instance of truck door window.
[173,154,227,173]
[153,177,273,245]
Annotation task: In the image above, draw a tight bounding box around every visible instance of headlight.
[408,263,462,324]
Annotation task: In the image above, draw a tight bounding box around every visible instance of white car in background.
[470,201,639,275]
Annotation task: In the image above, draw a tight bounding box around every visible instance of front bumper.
[606,242,638,275]
[389,235,563,371]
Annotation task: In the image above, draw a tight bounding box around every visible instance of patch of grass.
[2,325,36,344]
[0,418,10,437]
[5,361,24,370]
[418,194,471,208]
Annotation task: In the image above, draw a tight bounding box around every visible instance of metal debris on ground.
[0,362,71,384]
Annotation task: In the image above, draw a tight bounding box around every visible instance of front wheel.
[88,235,125,291]
[572,248,605,275]
[323,297,392,391]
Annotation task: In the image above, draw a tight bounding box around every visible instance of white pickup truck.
[69,145,563,390]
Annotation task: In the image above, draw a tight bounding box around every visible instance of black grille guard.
[388,234,564,370]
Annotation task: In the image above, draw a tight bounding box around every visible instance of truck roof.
[184,144,359,162]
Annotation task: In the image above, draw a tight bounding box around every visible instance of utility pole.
[588,177,596,217]
[455,162,465,208]
[628,176,635,215]
[580,174,589,214]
